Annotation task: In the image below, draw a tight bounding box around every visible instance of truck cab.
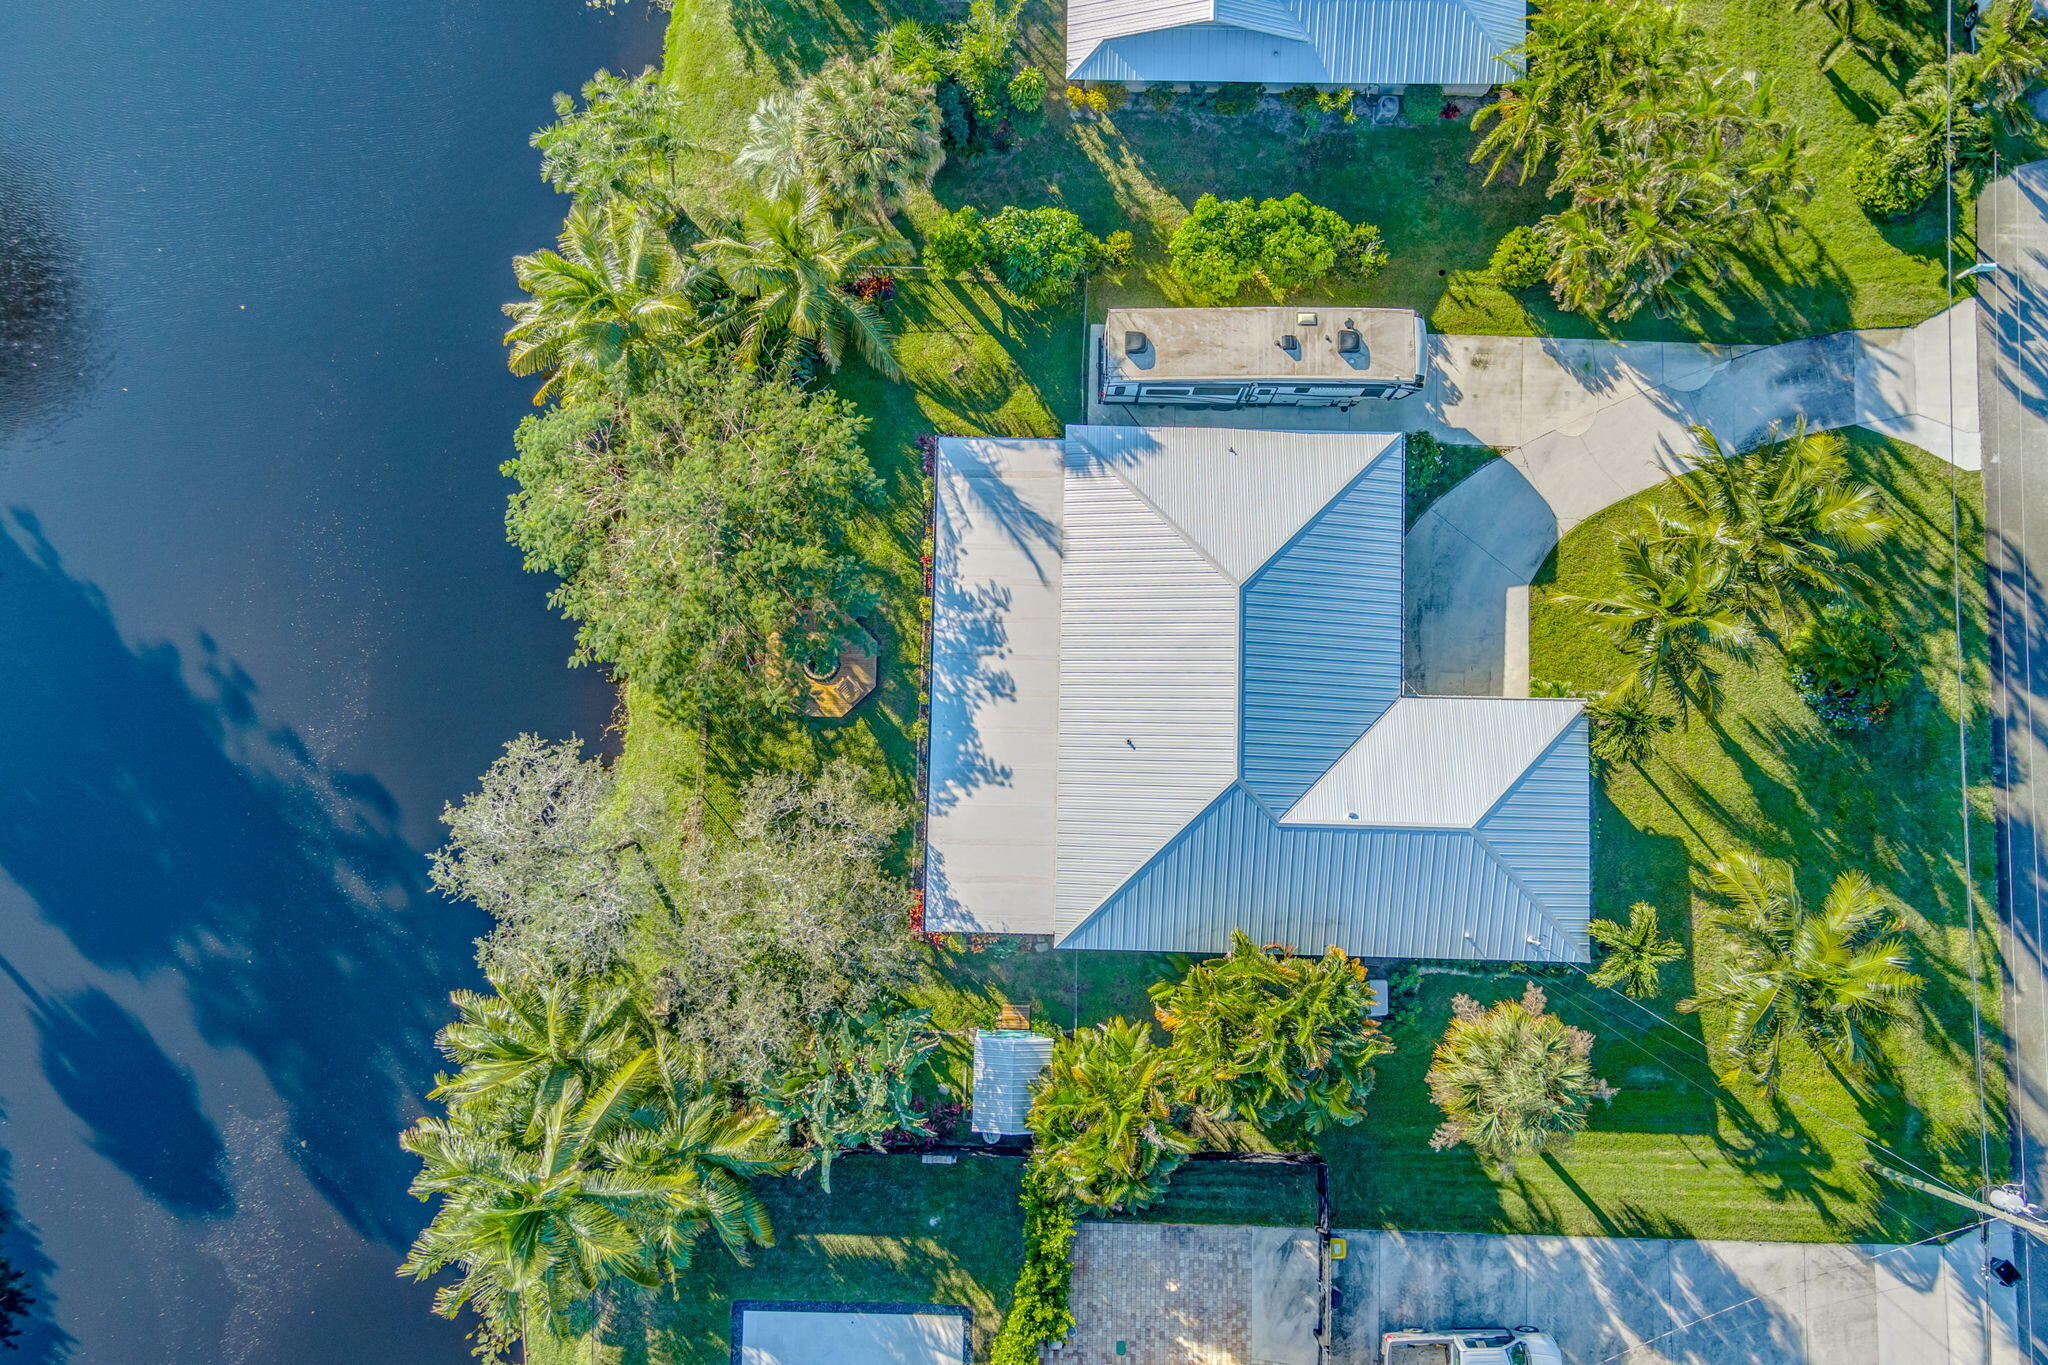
[1382,1326,1564,1365]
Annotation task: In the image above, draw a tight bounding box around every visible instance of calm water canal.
[0,1,660,1358]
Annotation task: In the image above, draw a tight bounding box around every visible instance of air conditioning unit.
[1124,330,1149,353]
[1277,333,1300,351]
[1338,328,1362,353]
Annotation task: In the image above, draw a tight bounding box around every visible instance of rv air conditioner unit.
[1337,328,1363,353]
[1124,330,1149,353]
[1278,333,1300,351]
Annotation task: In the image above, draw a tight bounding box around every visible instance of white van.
[1382,1326,1565,1365]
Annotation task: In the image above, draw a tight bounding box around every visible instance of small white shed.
[971,1028,1055,1139]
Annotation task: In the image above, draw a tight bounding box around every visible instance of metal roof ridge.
[1052,778,1249,946]
[1468,712,1587,827]
[1464,825,1582,961]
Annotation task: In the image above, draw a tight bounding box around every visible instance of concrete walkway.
[1332,1226,2024,1365]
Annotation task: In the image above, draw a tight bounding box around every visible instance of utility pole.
[1865,1160,2048,1240]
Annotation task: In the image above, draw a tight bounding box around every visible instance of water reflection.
[0,156,95,440]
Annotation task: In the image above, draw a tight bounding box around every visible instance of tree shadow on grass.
[725,0,941,82]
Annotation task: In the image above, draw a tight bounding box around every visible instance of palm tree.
[1587,903,1684,998]
[1028,1019,1194,1211]
[792,56,943,225]
[1554,529,1753,725]
[1426,984,1615,1171]
[1149,930,1393,1135]
[696,200,909,378]
[430,976,643,1134]
[1680,850,1922,1091]
[1972,0,2048,131]
[603,1093,793,1261]
[502,200,714,404]
[1584,683,1676,767]
[735,91,807,202]
[1668,424,1894,624]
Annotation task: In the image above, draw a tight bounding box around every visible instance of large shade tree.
[502,364,878,723]
[1028,1019,1195,1211]
[502,200,716,403]
[1680,850,1922,1091]
[696,200,909,378]
[1148,930,1393,1136]
[1426,984,1615,1170]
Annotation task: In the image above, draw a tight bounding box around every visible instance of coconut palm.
[735,91,808,202]
[1426,984,1615,1170]
[1028,1019,1194,1211]
[1583,683,1676,767]
[792,56,943,224]
[603,1093,794,1261]
[696,200,909,378]
[1680,850,1922,1091]
[502,200,715,403]
[1972,0,2048,131]
[1149,930,1393,1135]
[1587,903,1684,999]
[1668,424,1895,624]
[1555,529,1753,725]
[430,976,644,1133]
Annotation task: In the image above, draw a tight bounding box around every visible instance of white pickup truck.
[1382,1326,1565,1365]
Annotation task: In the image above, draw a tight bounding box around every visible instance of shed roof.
[972,1029,1055,1137]
[924,424,1590,964]
[1066,0,1525,87]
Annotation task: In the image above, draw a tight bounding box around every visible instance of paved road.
[1980,159,2048,1364]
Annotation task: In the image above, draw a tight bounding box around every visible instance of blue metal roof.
[1240,452,1405,812]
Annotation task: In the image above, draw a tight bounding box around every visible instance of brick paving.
[1064,1223,1252,1364]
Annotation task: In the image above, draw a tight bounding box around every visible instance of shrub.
[880,19,946,81]
[1785,604,1911,730]
[984,204,1095,305]
[1167,192,1385,301]
[1489,224,1550,288]
[1280,84,1323,116]
[1405,430,1447,500]
[989,1164,1078,1365]
[1096,228,1136,272]
[1094,80,1130,112]
[1008,64,1047,112]
[1400,82,1443,124]
[1213,81,1265,115]
[1316,87,1357,120]
[1142,83,1179,112]
[926,205,990,275]
[1845,136,1943,220]
[935,81,974,148]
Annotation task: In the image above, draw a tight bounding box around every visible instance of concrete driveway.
[1333,1227,2023,1365]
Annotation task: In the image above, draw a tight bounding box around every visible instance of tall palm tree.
[430,976,644,1134]
[1972,0,2048,131]
[502,200,714,404]
[1587,902,1684,999]
[1680,850,1922,1091]
[1584,682,1676,767]
[603,1093,793,1262]
[1668,423,1894,624]
[1028,1019,1194,1211]
[1426,984,1615,1171]
[792,56,943,225]
[735,91,808,202]
[696,200,909,378]
[1555,528,1754,725]
[1149,930,1392,1135]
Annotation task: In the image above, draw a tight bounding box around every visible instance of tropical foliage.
[1166,192,1387,302]
[502,363,877,723]
[979,205,1098,306]
[737,57,943,224]
[533,67,695,220]
[1425,984,1615,1170]
[1583,683,1676,766]
[502,200,714,404]
[1681,851,1923,1091]
[759,1009,939,1192]
[1785,603,1912,730]
[696,200,910,378]
[1488,223,1549,288]
[1587,903,1684,999]
[1664,424,1894,625]
[1028,1019,1195,1210]
[1148,930,1393,1137]
[1473,0,1807,319]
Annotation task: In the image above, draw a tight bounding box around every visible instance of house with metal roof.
[926,423,1590,963]
[1065,0,1525,92]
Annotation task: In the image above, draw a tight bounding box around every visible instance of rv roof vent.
[1296,310,1319,327]
[1278,333,1300,352]
[1124,330,1149,353]
[1337,328,1362,353]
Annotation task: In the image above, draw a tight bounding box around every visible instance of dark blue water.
[0,1,659,1358]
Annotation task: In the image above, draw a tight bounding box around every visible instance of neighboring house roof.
[972,1029,1055,1137]
[1066,0,1525,87]
[925,424,1590,964]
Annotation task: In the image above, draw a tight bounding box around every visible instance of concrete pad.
[1248,1227,1323,1365]
[738,1305,967,1365]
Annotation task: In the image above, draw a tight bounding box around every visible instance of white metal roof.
[971,1029,1055,1136]
[1065,0,1525,87]
[924,423,1590,964]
